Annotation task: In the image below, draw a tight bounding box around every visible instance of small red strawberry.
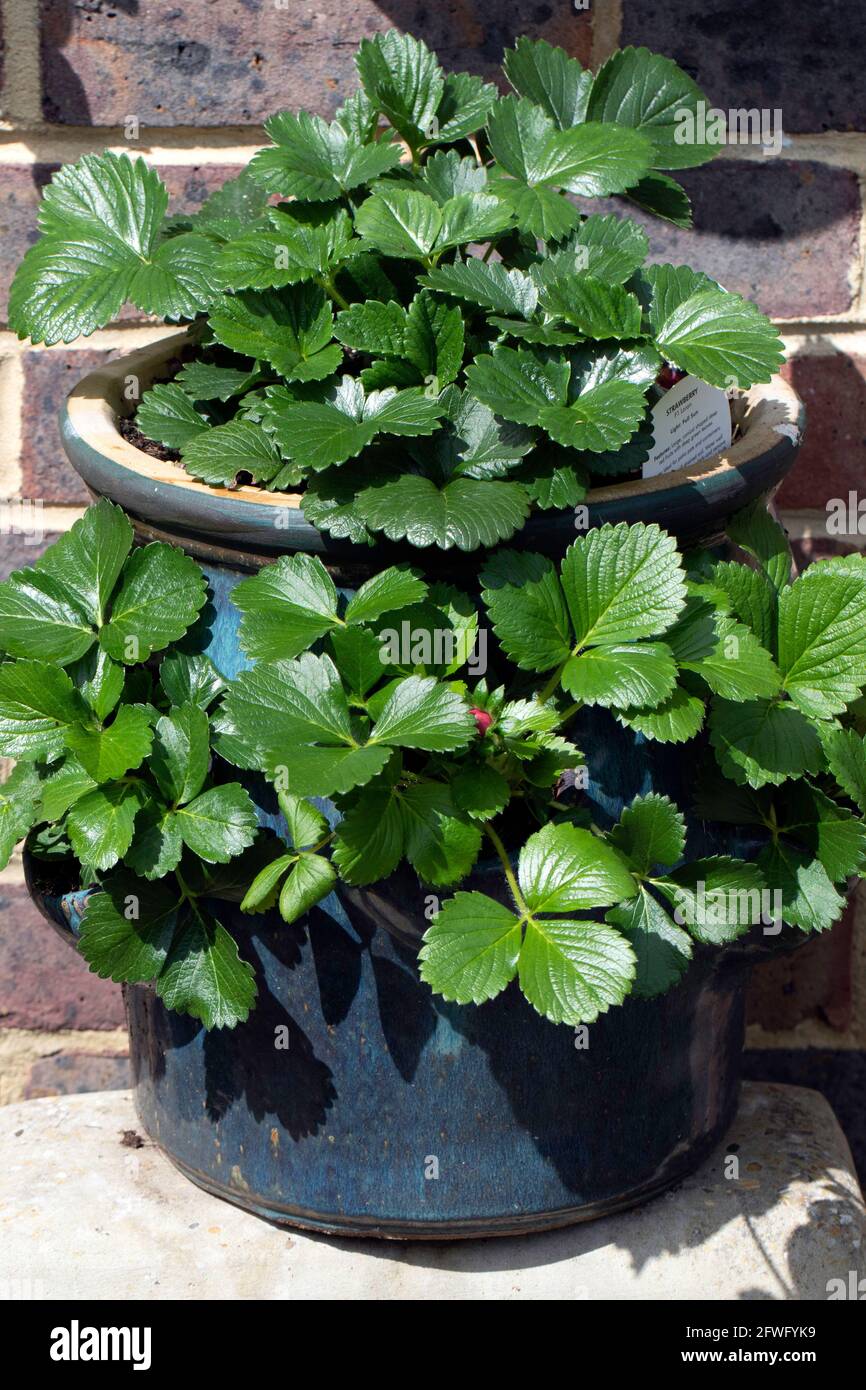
[656,363,687,390]
[470,706,494,736]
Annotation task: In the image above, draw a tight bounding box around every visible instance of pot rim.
[60,328,805,560]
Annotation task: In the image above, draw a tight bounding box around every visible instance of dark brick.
[0,162,244,327]
[39,0,592,126]
[19,348,119,506]
[776,352,866,511]
[0,883,125,1031]
[746,891,857,1032]
[23,1051,131,1099]
[587,160,860,320]
[621,0,866,134]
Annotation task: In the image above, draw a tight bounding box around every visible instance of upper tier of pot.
[60,329,805,574]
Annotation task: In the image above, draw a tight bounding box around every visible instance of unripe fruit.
[470,706,494,736]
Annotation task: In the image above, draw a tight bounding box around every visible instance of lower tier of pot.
[125,902,747,1239]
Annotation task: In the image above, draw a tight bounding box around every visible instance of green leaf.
[403,290,465,386]
[332,783,405,885]
[538,274,643,339]
[67,781,148,871]
[123,802,183,881]
[547,213,649,285]
[208,285,340,382]
[481,550,571,672]
[488,96,652,196]
[821,725,866,814]
[488,176,580,243]
[503,37,593,129]
[249,110,401,200]
[610,792,686,875]
[175,783,258,864]
[627,171,692,227]
[278,789,328,850]
[465,345,569,428]
[419,150,489,203]
[757,840,844,934]
[240,853,296,914]
[370,675,474,751]
[175,360,263,402]
[777,574,866,718]
[617,684,705,743]
[78,875,180,982]
[279,853,337,924]
[780,783,866,883]
[647,275,784,388]
[99,543,207,664]
[0,660,88,760]
[587,47,715,170]
[72,647,125,721]
[356,473,531,551]
[0,567,94,666]
[64,703,154,783]
[334,299,408,355]
[727,500,793,592]
[606,887,692,997]
[707,560,777,652]
[518,918,636,1025]
[419,893,521,1005]
[422,259,538,316]
[452,764,511,822]
[274,744,393,798]
[355,31,444,150]
[135,383,210,450]
[156,903,257,1029]
[344,565,428,626]
[329,627,386,699]
[561,522,687,646]
[35,499,133,630]
[233,553,339,660]
[216,203,354,291]
[518,822,637,912]
[38,757,97,820]
[264,376,445,471]
[656,856,767,944]
[399,781,482,886]
[188,168,271,241]
[159,652,225,709]
[355,186,443,260]
[150,703,210,806]
[665,599,781,700]
[709,698,824,788]
[0,762,40,870]
[9,153,218,343]
[180,420,284,487]
[435,192,513,250]
[561,641,678,708]
[432,71,499,144]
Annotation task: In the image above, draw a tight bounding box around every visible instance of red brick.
[586,160,860,320]
[0,528,53,582]
[746,890,857,1032]
[621,0,866,135]
[0,162,243,326]
[23,1051,130,1099]
[19,348,118,507]
[0,883,125,1031]
[39,1,592,126]
[776,352,866,511]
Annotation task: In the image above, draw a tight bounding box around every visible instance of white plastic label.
[642,376,732,479]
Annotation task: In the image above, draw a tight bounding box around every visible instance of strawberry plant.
[9,32,785,551]
[2,500,866,1030]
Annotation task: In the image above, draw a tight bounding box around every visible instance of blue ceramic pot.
[29,342,809,1237]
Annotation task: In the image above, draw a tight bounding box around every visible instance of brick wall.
[0,0,864,1099]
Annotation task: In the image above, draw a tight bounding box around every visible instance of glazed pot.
[61,330,805,562]
[27,336,808,1239]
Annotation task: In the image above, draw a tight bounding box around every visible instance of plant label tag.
[642,376,732,479]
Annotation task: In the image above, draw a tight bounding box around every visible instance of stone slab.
[0,1083,863,1300]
